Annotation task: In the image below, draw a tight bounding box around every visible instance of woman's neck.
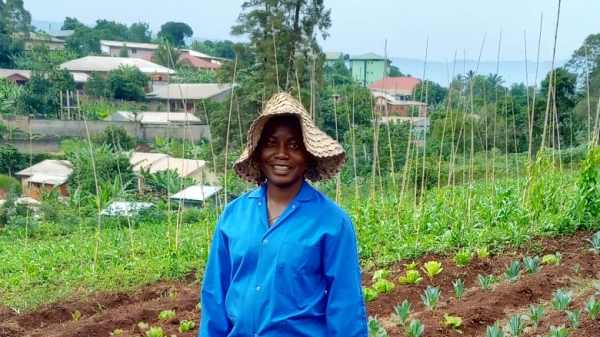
[265,180,303,206]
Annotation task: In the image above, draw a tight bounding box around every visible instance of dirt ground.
[1,231,599,337]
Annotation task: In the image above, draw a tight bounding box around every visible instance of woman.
[199,92,368,336]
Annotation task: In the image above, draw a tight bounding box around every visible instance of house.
[368,77,422,100]
[146,83,234,112]
[0,69,32,85]
[23,32,66,51]
[176,50,225,70]
[100,40,159,59]
[14,159,72,200]
[0,69,89,88]
[324,52,345,68]
[59,56,176,89]
[350,53,390,86]
[372,91,427,117]
[179,49,225,65]
[169,185,225,209]
[129,152,208,190]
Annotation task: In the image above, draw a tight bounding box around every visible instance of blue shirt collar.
[248,180,316,202]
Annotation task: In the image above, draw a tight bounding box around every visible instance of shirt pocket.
[275,243,325,298]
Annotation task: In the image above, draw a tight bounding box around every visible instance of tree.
[157,21,193,47]
[389,65,404,77]
[16,72,55,116]
[0,144,27,176]
[91,125,136,150]
[566,33,600,88]
[412,80,448,106]
[128,22,152,43]
[66,143,136,197]
[105,65,148,101]
[151,38,180,68]
[84,71,108,98]
[0,0,31,68]
[119,43,129,57]
[191,39,236,59]
[325,61,354,86]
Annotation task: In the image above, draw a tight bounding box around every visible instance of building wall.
[351,60,388,86]
[21,181,69,201]
[0,139,62,153]
[0,116,211,142]
[101,45,155,60]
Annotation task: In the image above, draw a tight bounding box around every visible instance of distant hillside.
[389,57,567,86]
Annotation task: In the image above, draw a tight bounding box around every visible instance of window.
[131,48,138,53]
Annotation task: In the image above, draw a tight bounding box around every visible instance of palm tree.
[487,73,505,87]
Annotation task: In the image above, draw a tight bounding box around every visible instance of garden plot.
[1,231,598,337]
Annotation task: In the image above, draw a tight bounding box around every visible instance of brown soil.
[1,232,599,337]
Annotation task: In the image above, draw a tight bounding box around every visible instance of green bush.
[91,125,136,151]
[0,174,22,195]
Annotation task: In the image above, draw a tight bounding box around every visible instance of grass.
[1,151,598,311]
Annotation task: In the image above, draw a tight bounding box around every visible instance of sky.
[23,0,599,63]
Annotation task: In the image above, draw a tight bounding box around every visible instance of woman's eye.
[266,141,276,147]
[289,143,299,149]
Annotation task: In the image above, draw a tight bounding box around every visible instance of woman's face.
[258,116,307,189]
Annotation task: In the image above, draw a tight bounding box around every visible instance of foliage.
[503,260,522,282]
[0,143,27,175]
[66,143,136,197]
[478,274,495,291]
[443,314,462,329]
[552,288,573,311]
[452,279,465,300]
[0,0,31,68]
[584,295,599,320]
[84,71,109,99]
[0,79,21,114]
[503,315,525,337]
[421,261,442,279]
[151,38,180,68]
[141,169,196,197]
[522,256,542,274]
[190,39,236,59]
[157,21,193,47]
[105,65,148,101]
[420,285,440,310]
[392,300,411,326]
[398,270,422,285]
[91,125,136,151]
[585,231,600,253]
[0,174,21,194]
[403,319,424,337]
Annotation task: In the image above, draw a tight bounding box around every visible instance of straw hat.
[233,92,346,185]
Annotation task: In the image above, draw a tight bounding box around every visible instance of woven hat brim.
[233,93,346,185]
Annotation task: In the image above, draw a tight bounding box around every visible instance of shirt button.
[292,205,296,209]
[258,202,262,206]
[263,239,268,243]
[256,286,261,291]
[254,334,258,337]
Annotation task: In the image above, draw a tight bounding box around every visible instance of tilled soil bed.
[1,231,599,337]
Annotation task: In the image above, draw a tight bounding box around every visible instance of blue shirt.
[199,180,368,337]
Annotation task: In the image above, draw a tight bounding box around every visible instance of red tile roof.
[368,77,421,93]
[176,54,220,70]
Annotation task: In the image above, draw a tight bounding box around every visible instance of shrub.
[0,174,22,196]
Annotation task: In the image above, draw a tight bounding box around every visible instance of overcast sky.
[24,0,598,63]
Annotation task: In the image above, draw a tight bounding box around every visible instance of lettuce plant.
[421,285,441,310]
[403,319,424,337]
[393,300,411,326]
[584,295,600,320]
[486,322,506,337]
[548,325,569,337]
[443,314,462,329]
[552,289,573,311]
[585,231,600,253]
[565,310,580,329]
[503,315,525,337]
[504,261,522,282]
[422,261,443,279]
[372,269,391,282]
[523,256,542,274]
[527,303,544,329]
[179,320,195,333]
[478,274,496,291]
[399,270,422,285]
[372,279,396,294]
[363,287,378,301]
[452,279,465,300]
[454,250,472,267]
